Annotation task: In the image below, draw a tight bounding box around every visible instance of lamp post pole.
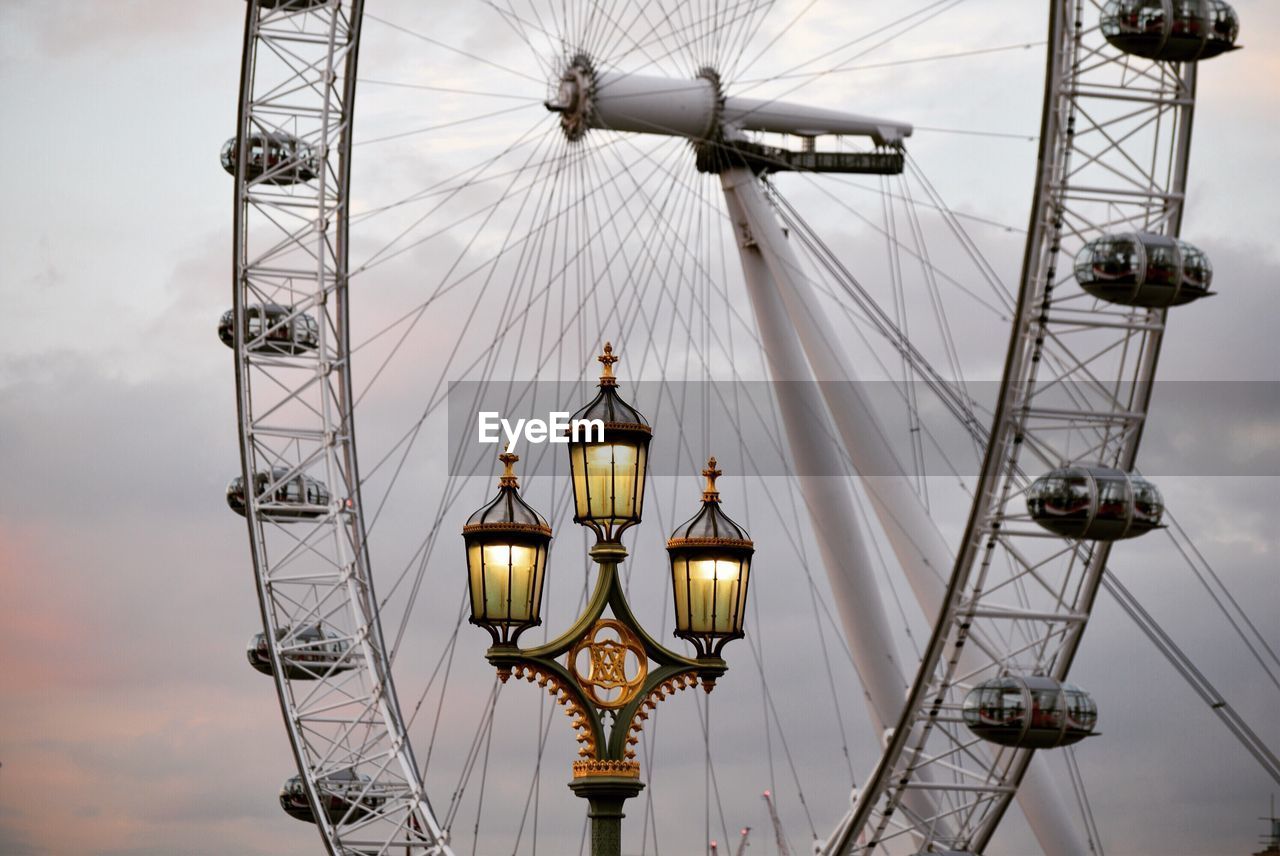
[462,345,754,856]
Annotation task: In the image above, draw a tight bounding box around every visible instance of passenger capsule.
[1074,232,1213,307]
[246,625,354,680]
[1026,466,1163,541]
[226,468,331,521]
[962,676,1097,749]
[1101,0,1240,62]
[279,769,385,825]
[220,132,318,185]
[217,303,320,355]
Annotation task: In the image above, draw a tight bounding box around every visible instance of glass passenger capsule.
[217,303,320,355]
[226,467,332,521]
[962,675,1098,749]
[219,132,319,185]
[279,769,385,825]
[1074,232,1213,307]
[246,625,355,680]
[1101,0,1240,62]
[1026,466,1163,541]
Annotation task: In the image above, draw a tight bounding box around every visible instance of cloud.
[1,1,1278,853]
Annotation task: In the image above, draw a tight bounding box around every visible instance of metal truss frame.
[834,1,1198,851]
[232,1,451,852]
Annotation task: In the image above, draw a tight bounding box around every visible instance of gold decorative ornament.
[597,342,619,386]
[624,671,700,759]
[568,619,648,709]
[508,663,598,760]
[572,759,641,780]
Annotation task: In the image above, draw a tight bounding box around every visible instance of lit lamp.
[462,347,756,856]
[667,458,754,658]
[462,452,552,646]
[567,343,652,543]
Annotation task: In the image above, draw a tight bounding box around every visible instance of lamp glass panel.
[673,554,748,635]
[467,542,542,623]
[573,441,645,523]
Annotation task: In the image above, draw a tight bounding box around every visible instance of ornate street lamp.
[667,457,754,658]
[462,451,552,646]
[566,343,651,542]
[462,345,755,856]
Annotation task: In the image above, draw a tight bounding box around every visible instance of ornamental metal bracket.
[483,541,727,780]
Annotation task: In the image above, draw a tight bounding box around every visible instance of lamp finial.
[499,451,519,488]
[702,456,721,502]
[598,342,619,386]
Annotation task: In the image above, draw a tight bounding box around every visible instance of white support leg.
[721,167,1085,855]
[720,167,946,842]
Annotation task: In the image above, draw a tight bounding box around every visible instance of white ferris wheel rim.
[228,2,1206,853]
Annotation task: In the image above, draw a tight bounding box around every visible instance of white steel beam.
[720,166,947,842]
[586,70,913,145]
[721,166,1085,855]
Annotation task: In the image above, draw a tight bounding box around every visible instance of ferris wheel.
[223,1,1252,853]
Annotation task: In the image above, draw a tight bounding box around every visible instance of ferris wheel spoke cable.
[725,0,970,136]
[637,214,850,846]
[737,40,1047,86]
[469,689,500,855]
[441,678,501,828]
[710,0,771,77]
[353,141,577,609]
[1063,744,1104,855]
[858,311,1277,795]
[793,174,1011,318]
[481,0,559,81]
[904,156,1015,311]
[378,130,721,696]
[355,77,543,100]
[880,173,931,508]
[356,101,544,148]
[377,273,597,645]
[770,156,1279,804]
[734,0,954,95]
[346,125,586,230]
[897,171,977,435]
[350,119,558,275]
[348,134,567,461]
[1101,570,1280,784]
[353,137,684,556]
[578,145,849,834]
[1162,529,1280,692]
[364,13,543,84]
[1164,512,1280,674]
[792,231,983,489]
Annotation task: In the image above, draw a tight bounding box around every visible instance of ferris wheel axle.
[545,59,913,148]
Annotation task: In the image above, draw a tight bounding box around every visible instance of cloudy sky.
[1,1,1278,854]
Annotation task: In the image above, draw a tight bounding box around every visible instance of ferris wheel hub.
[545,55,912,151]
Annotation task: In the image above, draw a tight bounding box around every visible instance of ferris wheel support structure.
[720,164,956,841]
[721,164,1085,854]
[228,1,1218,853]
[231,1,450,851]
[829,2,1201,850]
